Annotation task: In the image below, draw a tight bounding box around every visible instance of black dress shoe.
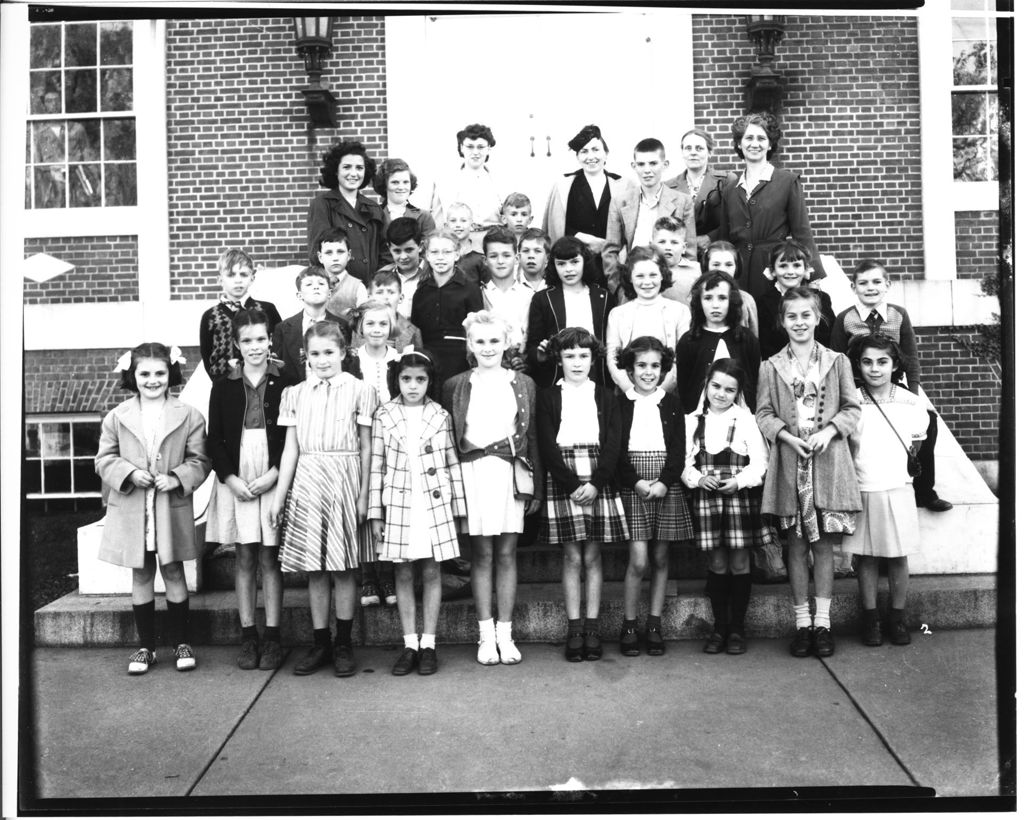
[888,618,912,646]
[565,629,584,662]
[704,632,726,654]
[922,498,953,512]
[583,629,603,661]
[862,617,883,647]
[333,644,357,677]
[392,647,418,676]
[293,644,331,676]
[645,626,666,656]
[725,632,747,655]
[619,626,640,657]
[812,626,835,657]
[417,647,438,675]
[790,627,812,658]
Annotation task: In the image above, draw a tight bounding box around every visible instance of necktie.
[866,309,883,333]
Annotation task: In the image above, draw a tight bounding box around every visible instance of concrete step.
[35,574,996,648]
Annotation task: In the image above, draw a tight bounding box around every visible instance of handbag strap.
[862,387,912,456]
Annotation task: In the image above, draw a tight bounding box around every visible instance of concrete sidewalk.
[23,628,1001,807]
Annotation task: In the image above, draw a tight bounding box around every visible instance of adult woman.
[543,124,629,252]
[372,157,436,237]
[720,112,822,301]
[306,139,388,285]
[430,123,503,247]
[665,128,736,255]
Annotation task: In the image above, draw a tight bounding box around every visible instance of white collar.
[854,300,890,320]
[626,386,665,403]
[314,371,347,390]
[557,377,596,393]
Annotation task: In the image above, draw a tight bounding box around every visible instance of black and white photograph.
[1,1,1014,814]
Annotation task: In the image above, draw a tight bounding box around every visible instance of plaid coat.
[368,398,467,557]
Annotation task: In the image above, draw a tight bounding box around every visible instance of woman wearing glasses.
[665,128,736,257]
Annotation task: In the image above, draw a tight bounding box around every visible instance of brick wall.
[955,211,1000,281]
[165,16,387,299]
[23,236,138,304]
[24,346,201,415]
[917,327,1001,459]
[692,15,924,280]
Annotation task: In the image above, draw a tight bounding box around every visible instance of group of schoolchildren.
[95,133,939,680]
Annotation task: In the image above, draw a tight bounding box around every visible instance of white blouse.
[556,379,600,446]
[682,404,767,490]
[562,287,595,334]
[626,387,667,451]
[464,368,518,448]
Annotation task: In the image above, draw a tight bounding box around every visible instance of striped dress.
[277,372,378,572]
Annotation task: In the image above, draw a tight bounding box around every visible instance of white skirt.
[842,486,919,558]
[461,455,524,536]
[206,429,278,547]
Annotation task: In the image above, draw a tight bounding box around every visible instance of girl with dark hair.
[307,139,388,284]
[674,270,760,413]
[368,348,467,676]
[524,235,613,389]
[842,334,927,647]
[537,327,628,662]
[615,336,692,657]
[683,357,768,655]
[96,343,211,674]
[756,239,834,360]
[207,308,295,671]
[720,112,822,300]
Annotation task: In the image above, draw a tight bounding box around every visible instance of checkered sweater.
[829,303,921,394]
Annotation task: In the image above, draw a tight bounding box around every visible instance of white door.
[386,11,694,222]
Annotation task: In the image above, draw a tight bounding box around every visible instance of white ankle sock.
[814,598,832,629]
[495,621,514,643]
[403,634,419,650]
[420,633,436,650]
[477,618,495,642]
[794,601,812,629]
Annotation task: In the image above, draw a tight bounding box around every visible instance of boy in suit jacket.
[606,138,698,261]
[272,266,347,383]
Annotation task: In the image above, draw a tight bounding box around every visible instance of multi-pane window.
[24,415,103,499]
[25,21,137,209]
[951,3,998,181]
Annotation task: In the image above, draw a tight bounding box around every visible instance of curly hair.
[847,332,905,384]
[456,123,495,158]
[544,235,597,288]
[615,335,675,381]
[318,139,376,190]
[620,245,672,300]
[731,112,781,161]
[117,342,184,392]
[372,157,417,199]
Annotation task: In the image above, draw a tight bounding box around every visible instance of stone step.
[35,574,996,648]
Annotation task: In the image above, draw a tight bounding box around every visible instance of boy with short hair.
[480,226,533,368]
[445,202,489,285]
[607,138,697,258]
[500,192,533,244]
[830,259,950,512]
[377,216,429,318]
[272,266,347,383]
[368,269,424,351]
[516,227,551,293]
[316,227,368,317]
[200,248,283,379]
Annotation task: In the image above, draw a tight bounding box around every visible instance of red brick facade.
[955,211,1000,281]
[23,236,139,304]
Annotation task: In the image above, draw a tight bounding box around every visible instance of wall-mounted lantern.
[744,15,785,115]
[294,16,338,129]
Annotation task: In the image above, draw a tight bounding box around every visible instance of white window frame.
[24,413,104,500]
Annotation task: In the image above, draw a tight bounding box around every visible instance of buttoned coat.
[755,347,862,517]
[95,397,212,568]
[605,185,698,260]
[368,398,466,558]
[524,285,613,389]
[441,369,542,501]
[306,189,388,284]
[542,171,630,242]
[272,309,347,384]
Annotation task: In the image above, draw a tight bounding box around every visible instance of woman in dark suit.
[665,128,736,256]
[720,112,822,301]
[525,236,614,389]
[306,139,388,284]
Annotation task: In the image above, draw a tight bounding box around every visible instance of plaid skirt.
[540,444,629,545]
[693,485,774,552]
[621,450,693,542]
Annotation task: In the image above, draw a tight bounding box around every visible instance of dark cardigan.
[524,284,613,389]
[537,382,622,493]
[675,325,760,413]
[207,365,295,483]
[616,390,687,489]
